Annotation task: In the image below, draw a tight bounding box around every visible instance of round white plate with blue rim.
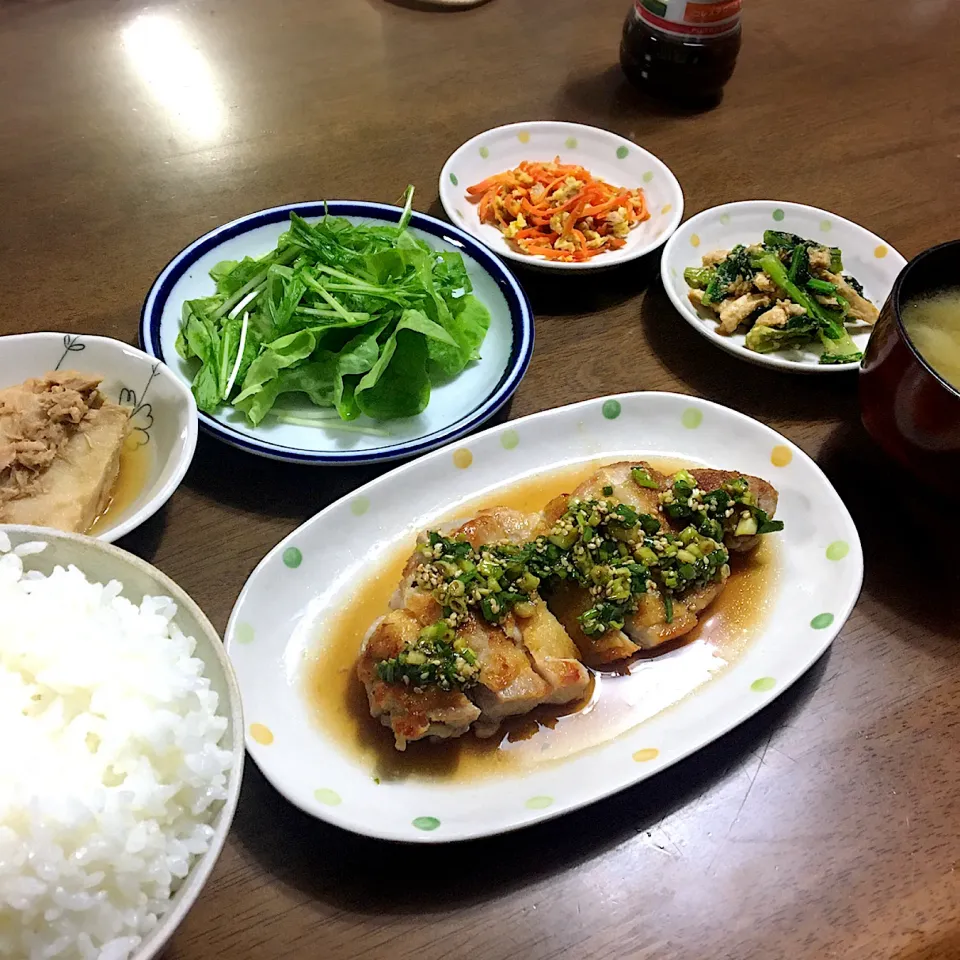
[660,200,907,373]
[139,202,533,465]
[439,120,684,272]
[0,333,197,543]
[225,391,863,843]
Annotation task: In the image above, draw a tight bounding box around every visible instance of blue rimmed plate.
[140,202,534,465]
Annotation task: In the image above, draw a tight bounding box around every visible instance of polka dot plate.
[140,202,533,465]
[439,121,684,272]
[226,392,862,843]
[660,200,907,373]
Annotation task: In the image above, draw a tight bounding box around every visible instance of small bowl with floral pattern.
[0,333,197,542]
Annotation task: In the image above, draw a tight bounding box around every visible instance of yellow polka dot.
[770,445,793,467]
[661,203,673,215]
[517,131,531,144]
[690,234,701,248]
[452,448,473,469]
[633,747,659,762]
[250,723,274,746]
[874,244,888,259]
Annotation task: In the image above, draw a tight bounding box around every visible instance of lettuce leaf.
[175,189,492,427]
[428,294,491,378]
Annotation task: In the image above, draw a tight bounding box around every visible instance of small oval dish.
[0,333,197,542]
[439,121,684,272]
[660,200,907,373]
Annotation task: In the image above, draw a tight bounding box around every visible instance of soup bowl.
[860,239,960,492]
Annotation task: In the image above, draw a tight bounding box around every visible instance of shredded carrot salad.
[466,158,650,262]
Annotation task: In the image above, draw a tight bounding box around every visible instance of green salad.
[684,230,879,364]
[176,188,492,431]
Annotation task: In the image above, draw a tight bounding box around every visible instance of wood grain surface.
[2,0,960,957]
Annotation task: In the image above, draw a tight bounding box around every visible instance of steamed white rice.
[0,534,233,960]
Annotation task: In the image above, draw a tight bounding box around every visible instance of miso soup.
[901,288,960,390]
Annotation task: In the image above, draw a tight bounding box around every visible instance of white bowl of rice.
[0,526,244,960]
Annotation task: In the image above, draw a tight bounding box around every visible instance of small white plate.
[439,121,684,272]
[226,392,862,843]
[0,333,197,542]
[660,200,907,373]
[141,202,533,465]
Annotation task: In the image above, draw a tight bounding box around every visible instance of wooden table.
[3,0,960,957]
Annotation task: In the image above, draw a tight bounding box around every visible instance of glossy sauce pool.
[87,437,151,535]
[304,460,780,782]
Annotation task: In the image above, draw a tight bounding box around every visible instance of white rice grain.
[0,541,232,960]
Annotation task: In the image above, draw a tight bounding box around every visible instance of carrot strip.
[465,161,647,262]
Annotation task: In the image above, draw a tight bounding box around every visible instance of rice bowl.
[0,528,243,960]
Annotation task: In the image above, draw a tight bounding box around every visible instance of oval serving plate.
[226,392,862,843]
[140,202,533,465]
[660,200,906,373]
[439,121,684,272]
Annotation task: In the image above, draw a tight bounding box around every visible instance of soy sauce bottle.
[621,0,742,106]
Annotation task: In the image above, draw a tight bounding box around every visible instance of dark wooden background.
[2,0,959,957]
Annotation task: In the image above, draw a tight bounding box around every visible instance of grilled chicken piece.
[455,507,544,548]
[454,507,590,707]
[686,467,778,553]
[457,613,552,736]
[628,581,726,647]
[543,461,777,664]
[374,507,588,745]
[515,598,591,704]
[544,587,640,665]
[357,610,481,751]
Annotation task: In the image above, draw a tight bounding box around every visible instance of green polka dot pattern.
[501,429,519,450]
[826,541,849,561]
[682,408,703,429]
[412,816,440,831]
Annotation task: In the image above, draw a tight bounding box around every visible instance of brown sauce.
[87,437,152,535]
[303,459,780,783]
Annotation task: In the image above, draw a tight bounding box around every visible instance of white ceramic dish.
[140,201,533,465]
[439,121,684,272]
[0,333,197,542]
[0,526,244,960]
[660,200,907,373]
[225,392,862,843]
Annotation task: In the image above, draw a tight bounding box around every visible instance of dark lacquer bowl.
[860,239,960,492]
